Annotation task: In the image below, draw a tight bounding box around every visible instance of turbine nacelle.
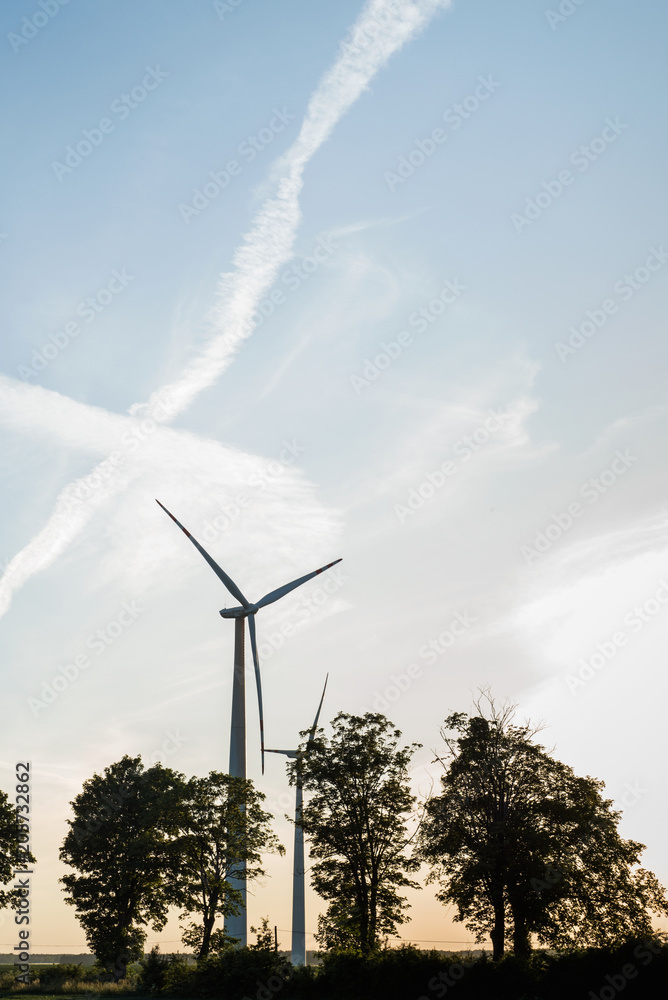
[219,606,256,619]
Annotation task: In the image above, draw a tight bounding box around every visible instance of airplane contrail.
[137,0,451,423]
[0,0,451,619]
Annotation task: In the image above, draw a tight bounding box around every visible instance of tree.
[292,712,421,955]
[249,916,275,952]
[418,695,668,960]
[60,756,184,980]
[1,786,36,911]
[172,772,283,959]
[315,892,363,953]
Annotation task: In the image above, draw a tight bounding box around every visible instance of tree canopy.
[60,755,184,979]
[417,695,668,960]
[292,712,421,955]
[172,771,283,958]
[0,786,36,911]
[60,758,283,974]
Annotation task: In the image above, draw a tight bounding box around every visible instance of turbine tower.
[266,674,328,966]
[156,500,341,945]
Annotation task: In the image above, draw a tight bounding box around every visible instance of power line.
[273,930,479,946]
[0,940,185,948]
[2,933,482,949]
[389,936,481,945]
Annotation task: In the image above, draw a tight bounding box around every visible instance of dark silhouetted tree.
[418,694,668,960]
[60,755,183,980]
[173,772,283,959]
[293,712,421,955]
[1,783,36,911]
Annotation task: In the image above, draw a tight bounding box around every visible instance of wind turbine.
[266,674,328,966]
[156,500,341,945]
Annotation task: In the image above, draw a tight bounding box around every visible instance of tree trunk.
[198,909,217,959]
[111,948,129,983]
[369,880,378,953]
[490,894,505,961]
[511,904,531,959]
[358,887,371,956]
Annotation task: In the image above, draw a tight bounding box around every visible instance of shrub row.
[135,936,668,1000]
[0,938,665,999]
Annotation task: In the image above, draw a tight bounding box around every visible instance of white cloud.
[0,0,452,620]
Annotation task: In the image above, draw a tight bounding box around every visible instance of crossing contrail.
[0,0,451,619]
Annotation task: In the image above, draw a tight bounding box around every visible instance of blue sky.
[1,0,667,954]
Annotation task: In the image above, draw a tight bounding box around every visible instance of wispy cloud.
[0,0,452,619]
[137,0,452,423]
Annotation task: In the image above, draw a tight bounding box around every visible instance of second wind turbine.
[266,674,328,966]
[156,500,341,943]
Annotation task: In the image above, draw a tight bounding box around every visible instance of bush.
[311,946,476,1000]
[286,937,668,1000]
[71,935,665,1000]
[536,937,668,1000]
[37,963,86,988]
[160,947,290,998]
[137,949,188,995]
[83,961,112,982]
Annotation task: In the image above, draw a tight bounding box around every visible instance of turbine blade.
[247,614,265,774]
[308,673,328,743]
[156,500,249,608]
[265,749,297,757]
[255,558,342,609]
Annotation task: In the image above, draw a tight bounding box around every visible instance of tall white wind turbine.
[156,500,340,945]
[266,674,328,966]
